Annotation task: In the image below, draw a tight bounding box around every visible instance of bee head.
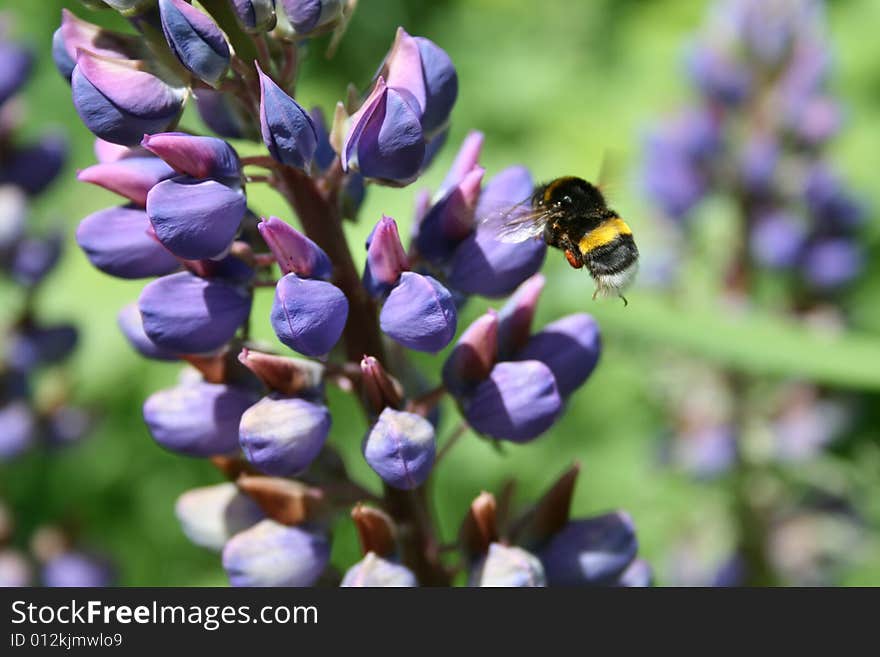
[538,177,606,214]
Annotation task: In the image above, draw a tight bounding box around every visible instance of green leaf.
[587,292,880,391]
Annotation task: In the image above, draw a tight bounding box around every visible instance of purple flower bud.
[416,166,484,262]
[194,88,254,140]
[803,165,864,229]
[341,77,425,185]
[258,217,331,279]
[789,96,841,146]
[614,559,653,587]
[257,62,318,170]
[158,0,230,86]
[175,482,264,551]
[462,360,561,443]
[71,50,187,146]
[749,210,807,270]
[239,395,331,476]
[0,186,26,256]
[76,206,180,279]
[42,552,114,587]
[364,215,408,297]
[309,106,336,172]
[380,27,458,136]
[77,157,176,206]
[139,271,252,353]
[802,238,863,290]
[363,407,436,490]
[146,177,246,260]
[670,424,737,478]
[687,44,752,106]
[10,234,62,287]
[379,272,456,353]
[53,9,143,81]
[539,512,638,586]
[437,130,484,199]
[143,381,258,456]
[141,132,241,184]
[516,314,601,398]
[281,0,343,35]
[738,135,778,195]
[271,274,348,356]
[230,0,277,33]
[341,552,417,587]
[0,135,67,196]
[0,40,32,106]
[497,273,544,358]
[442,310,498,397]
[0,549,31,587]
[0,401,35,460]
[470,543,546,587]
[223,519,329,586]
[117,303,179,361]
[6,324,78,370]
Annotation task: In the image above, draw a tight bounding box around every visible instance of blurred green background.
[2,0,879,585]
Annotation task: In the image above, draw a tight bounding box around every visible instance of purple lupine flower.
[52,9,144,81]
[239,395,331,476]
[9,233,63,288]
[143,380,258,456]
[6,324,78,370]
[175,482,265,551]
[801,238,863,290]
[470,543,546,587]
[0,401,36,461]
[738,134,778,195]
[139,271,252,353]
[539,512,639,586]
[222,520,329,586]
[462,360,561,443]
[687,43,752,106]
[76,206,180,279]
[670,423,738,478]
[0,135,67,196]
[309,106,337,173]
[363,214,409,297]
[0,39,31,107]
[42,551,114,587]
[0,549,31,587]
[803,164,864,229]
[271,274,348,357]
[515,313,601,398]
[749,210,807,269]
[141,133,241,185]
[341,552,417,587]
[230,0,278,33]
[496,272,545,359]
[257,63,318,169]
[416,165,484,263]
[146,177,246,260]
[614,559,653,587]
[259,216,331,280]
[341,77,425,185]
[71,50,187,146]
[117,303,179,361]
[442,309,498,397]
[194,88,253,140]
[281,0,344,36]
[77,157,176,206]
[379,272,456,353]
[363,407,436,490]
[159,0,230,86]
[378,27,458,137]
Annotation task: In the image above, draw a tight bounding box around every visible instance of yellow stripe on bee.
[542,177,580,203]
[578,218,632,254]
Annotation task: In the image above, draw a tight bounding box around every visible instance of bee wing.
[596,149,625,203]
[479,200,549,244]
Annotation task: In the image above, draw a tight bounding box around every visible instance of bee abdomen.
[582,233,638,276]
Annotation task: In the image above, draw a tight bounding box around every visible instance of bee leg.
[620,294,628,307]
[564,249,583,269]
[592,288,599,301]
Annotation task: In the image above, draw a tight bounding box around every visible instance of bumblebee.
[492,176,639,304]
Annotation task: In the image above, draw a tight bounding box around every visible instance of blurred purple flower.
[223,520,329,586]
[117,303,179,361]
[341,552,417,587]
[470,543,546,587]
[749,210,807,270]
[175,482,265,551]
[143,381,258,457]
[42,552,114,587]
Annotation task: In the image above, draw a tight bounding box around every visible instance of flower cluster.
[0,502,114,587]
[58,0,644,586]
[1,23,88,461]
[640,0,869,585]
